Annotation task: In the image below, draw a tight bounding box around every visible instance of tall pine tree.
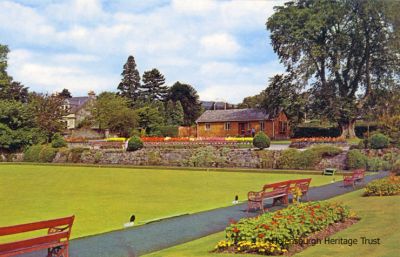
[141,68,167,101]
[165,100,184,125]
[117,56,141,105]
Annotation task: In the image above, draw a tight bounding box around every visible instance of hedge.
[293,125,378,138]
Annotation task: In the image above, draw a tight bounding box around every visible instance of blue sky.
[0,0,285,103]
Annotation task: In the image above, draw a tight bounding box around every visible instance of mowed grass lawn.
[0,164,338,239]
[145,190,400,257]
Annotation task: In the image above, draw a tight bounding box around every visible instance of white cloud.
[2,0,287,102]
[172,0,217,14]
[200,33,240,58]
[8,49,116,96]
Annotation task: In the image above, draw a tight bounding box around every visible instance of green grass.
[346,137,362,145]
[0,164,338,240]
[271,140,292,145]
[145,190,400,257]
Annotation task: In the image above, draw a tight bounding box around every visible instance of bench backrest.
[248,191,264,201]
[263,181,290,194]
[0,216,74,237]
[0,216,74,254]
[290,178,312,192]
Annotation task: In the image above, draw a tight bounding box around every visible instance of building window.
[260,121,265,131]
[279,121,287,134]
[224,122,231,130]
[205,123,211,131]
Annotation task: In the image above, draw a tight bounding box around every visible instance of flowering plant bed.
[65,137,88,143]
[215,201,357,255]
[364,176,400,196]
[290,137,346,148]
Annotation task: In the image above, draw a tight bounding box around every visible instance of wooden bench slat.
[0,216,74,257]
[0,231,68,253]
[0,216,74,236]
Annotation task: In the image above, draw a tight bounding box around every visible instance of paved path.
[20,172,388,257]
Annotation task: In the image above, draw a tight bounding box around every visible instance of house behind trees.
[196,108,290,139]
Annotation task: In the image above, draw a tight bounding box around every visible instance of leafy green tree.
[165,100,184,126]
[117,55,141,105]
[58,88,72,99]
[237,92,265,108]
[0,44,29,103]
[92,92,137,136]
[141,68,167,101]
[28,93,67,140]
[0,100,45,151]
[0,44,10,86]
[267,0,399,138]
[168,82,202,125]
[262,73,308,127]
[135,106,164,135]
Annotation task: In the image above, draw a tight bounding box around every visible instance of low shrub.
[255,150,275,169]
[51,133,67,148]
[127,136,143,152]
[369,133,390,149]
[184,146,229,167]
[366,157,391,172]
[158,125,179,137]
[347,149,367,169]
[392,160,400,176]
[24,144,44,162]
[67,147,89,163]
[296,149,320,169]
[215,201,353,255]
[364,176,400,196]
[24,144,58,162]
[253,132,271,149]
[309,145,343,157]
[276,149,301,169]
[277,146,341,170]
[38,145,57,162]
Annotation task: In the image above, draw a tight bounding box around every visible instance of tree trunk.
[339,120,356,138]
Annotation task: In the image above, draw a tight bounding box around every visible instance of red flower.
[258,233,265,238]
[261,224,270,230]
[233,227,240,233]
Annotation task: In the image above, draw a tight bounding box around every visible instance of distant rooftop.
[196,108,273,123]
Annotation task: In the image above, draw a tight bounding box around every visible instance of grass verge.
[144,190,400,257]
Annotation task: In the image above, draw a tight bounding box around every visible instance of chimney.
[88,90,96,99]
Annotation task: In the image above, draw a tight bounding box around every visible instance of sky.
[0,0,286,104]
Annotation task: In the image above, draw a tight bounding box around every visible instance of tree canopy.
[168,82,202,126]
[267,0,399,137]
[141,68,167,101]
[117,55,141,105]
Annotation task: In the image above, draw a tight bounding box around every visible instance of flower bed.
[141,137,254,143]
[215,201,355,255]
[65,137,88,143]
[290,137,346,148]
[105,137,127,142]
[364,176,400,196]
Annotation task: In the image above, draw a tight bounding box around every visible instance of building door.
[238,122,246,135]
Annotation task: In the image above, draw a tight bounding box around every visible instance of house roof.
[201,100,235,110]
[65,97,90,113]
[196,108,274,123]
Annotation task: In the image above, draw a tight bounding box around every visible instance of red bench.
[0,215,74,257]
[343,169,365,188]
[247,181,291,212]
[247,178,312,212]
[289,178,312,201]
